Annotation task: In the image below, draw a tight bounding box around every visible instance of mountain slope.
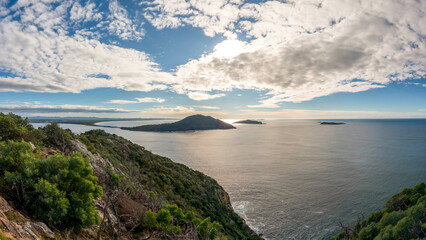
[0,113,260,239]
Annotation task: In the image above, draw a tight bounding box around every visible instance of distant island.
[234,119,263,124]
[319,122,345,125]
[122,114,236,132]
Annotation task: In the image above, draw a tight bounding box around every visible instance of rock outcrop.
[0,196,54,240]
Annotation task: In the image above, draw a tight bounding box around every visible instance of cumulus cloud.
[142,0,243,36]
[239,109,426,119]
[149,0,426,105]
[195,105,220,110]
[70,1,102,23]
[108,0,144,40]
[136,97,166,103]
[187,92,226,101]
[1,0,425,108]
[0,104,136,113]
[108,97,165,104]
[0,16,174,93]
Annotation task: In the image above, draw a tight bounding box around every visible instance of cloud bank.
[0,0,425,107]
[0,104,135,113]
[108,97,165,104]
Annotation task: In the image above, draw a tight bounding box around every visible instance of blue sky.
[0,0,425,119]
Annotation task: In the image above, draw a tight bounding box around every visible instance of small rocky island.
[319,122,345,125]
[234,119,263,124]
[122,114,236,132]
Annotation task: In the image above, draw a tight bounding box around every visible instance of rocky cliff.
[0,196,54,240]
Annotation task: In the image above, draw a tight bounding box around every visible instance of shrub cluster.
[143,204,227,240]
[0,140,103,229]
[330,182,426,240]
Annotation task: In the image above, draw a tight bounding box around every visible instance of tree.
[0,113,42,142]
[42,123,73,152]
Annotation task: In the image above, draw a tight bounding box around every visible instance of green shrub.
[42,123,73,152]
[330,182,426,240]
[0,141,103,229]
[0,113,43,143]
[143,210,157,229]
[142,205,225,239]
[0,230,13,240]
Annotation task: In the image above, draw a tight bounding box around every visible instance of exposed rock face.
[71,139,120,179]
[71,140,121,228]
[0,196,54,240]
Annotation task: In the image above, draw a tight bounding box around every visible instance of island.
[319,122,345,125]
[234,119,264,124]
[122,114,236,132]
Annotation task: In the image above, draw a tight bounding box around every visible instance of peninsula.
[122,114,236,132]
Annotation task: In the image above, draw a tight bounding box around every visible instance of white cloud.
[135,97,165,103]
[70,1,102,23]
[167,0,425,106]
[0,103,136,113]
[108,97,166,104]
[108,99,140,104]
[142,0,243,36]
[108,0,144,40]
[0,18,174,93]
[187,92,226,101]
[1,0,425,108]
[195,105,220,110]
[239,109,426,119]
[142,0,426,106]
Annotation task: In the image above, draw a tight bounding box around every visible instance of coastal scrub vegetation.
[330,182,426,240]
[78,129,259,239]
[0,140,103,229]
[0,113,260,239]
[142,204,227,239]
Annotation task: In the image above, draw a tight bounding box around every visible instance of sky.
[0,0,425,119]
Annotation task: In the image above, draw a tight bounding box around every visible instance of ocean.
[32,119,426,239]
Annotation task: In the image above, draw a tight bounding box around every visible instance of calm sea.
[33,119,426,239]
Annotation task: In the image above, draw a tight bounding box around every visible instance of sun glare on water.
[222,119,240,124]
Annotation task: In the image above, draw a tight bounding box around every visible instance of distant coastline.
[28,117,173,127]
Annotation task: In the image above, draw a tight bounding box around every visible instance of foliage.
[0,230,13,240]
[79,129,260,239]
[0,141,103,230]
[0,112,44,143]
[42,123,74,152]
[0,115,258,239]
[142,204,224,239]
[330,182,426,240]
